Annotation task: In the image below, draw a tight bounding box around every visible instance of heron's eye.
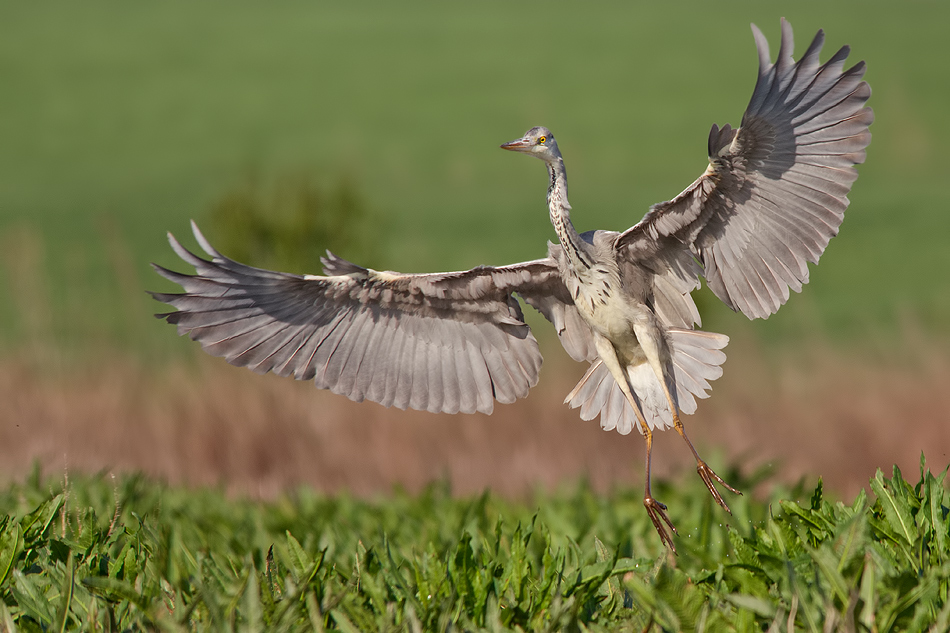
[538,136,547,145]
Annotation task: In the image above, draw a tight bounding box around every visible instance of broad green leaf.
[810,544,849,606]
[82,576,149,610]
[870,468,917,550]
[922,467,949,558]
[0,522,22,588]
[240,566,262,633]
[12,571,55,625]
[833,511,868,573]
[22,494,65,544]
[779,499,834,538]
[284,530,310,581]
[0,601,14,632]
[723,593,776,618]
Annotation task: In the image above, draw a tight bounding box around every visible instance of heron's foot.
[644,495,678,553]
[696,460,742,513]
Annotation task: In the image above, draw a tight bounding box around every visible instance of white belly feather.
[567,266,651,365]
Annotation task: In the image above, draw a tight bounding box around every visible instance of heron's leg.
[634,323,741,513]
[592,335,677,550]
[669,402,742,512]
[642,422,677,552]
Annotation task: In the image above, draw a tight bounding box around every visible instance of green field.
[2,462,949,630]
[1,1,949,352]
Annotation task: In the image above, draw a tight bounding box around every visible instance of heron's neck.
[547,158,591,270]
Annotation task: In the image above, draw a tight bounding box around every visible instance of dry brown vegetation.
[2,330,949,501]
[2,219,948,499]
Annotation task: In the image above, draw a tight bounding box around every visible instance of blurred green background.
[0,1,946,357]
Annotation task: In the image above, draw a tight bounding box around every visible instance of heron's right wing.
[152,222,568,415]
[617,20,872,320]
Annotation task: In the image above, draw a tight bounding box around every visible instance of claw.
[644,496,678,553]
[696,460,742,513]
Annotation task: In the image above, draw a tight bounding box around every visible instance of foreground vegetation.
[1,459,948,631]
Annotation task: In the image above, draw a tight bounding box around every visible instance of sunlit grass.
[1,462,949,630]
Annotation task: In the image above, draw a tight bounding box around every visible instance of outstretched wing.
[152,221,572,415]
[618,19,873,319]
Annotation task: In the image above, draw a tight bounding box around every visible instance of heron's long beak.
[500,137,531,152]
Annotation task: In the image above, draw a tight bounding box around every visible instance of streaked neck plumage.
[547,157,591,270]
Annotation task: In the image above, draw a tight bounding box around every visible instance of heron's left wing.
[617,19,872,319]
[152,222,576,416]
[323,242,595,363]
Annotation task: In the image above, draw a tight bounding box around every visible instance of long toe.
[696,460,742,513]
[644,496,678,553]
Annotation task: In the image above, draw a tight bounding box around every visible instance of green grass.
[2,460,949,631]
[1,1,949,352]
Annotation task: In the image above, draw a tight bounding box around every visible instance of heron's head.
[500,126,562,162]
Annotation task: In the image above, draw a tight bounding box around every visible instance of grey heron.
[152,19,871,550]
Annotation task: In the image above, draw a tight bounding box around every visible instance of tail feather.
[564,328,729,434]
[564,360,641,435]
[668,328,729,415]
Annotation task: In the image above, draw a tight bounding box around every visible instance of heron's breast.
[569,272,640,344]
